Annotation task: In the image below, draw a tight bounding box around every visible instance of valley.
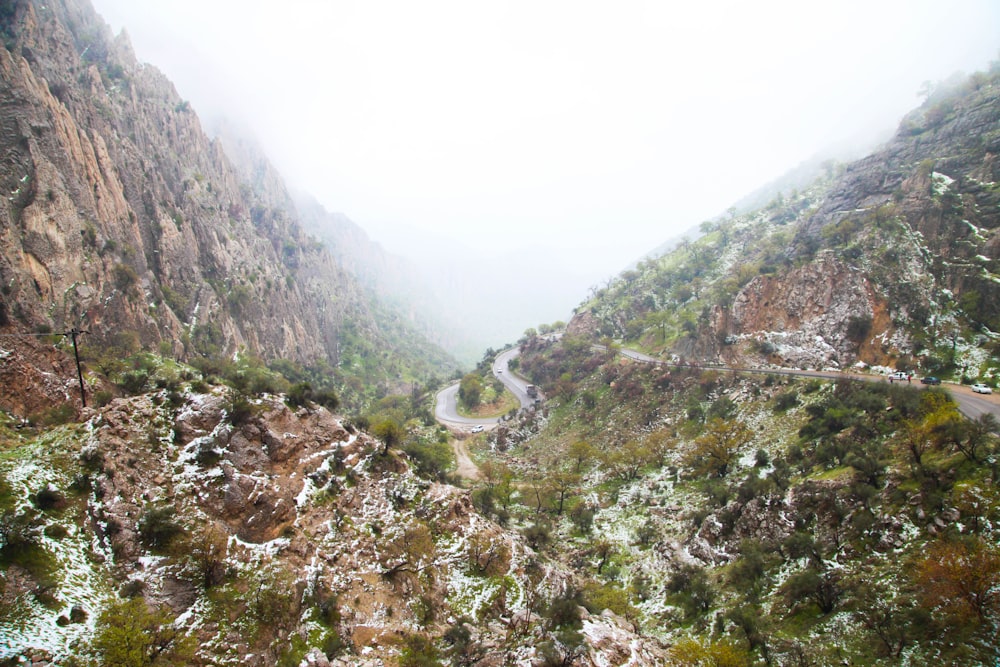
[1,0,999,665]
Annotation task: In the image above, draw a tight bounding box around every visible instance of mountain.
[474,66,1000,665]
[571,67,1000,382]
[0,0,457,416]
[0,2,661,665]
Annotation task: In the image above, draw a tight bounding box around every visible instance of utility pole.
[67,328,87,408]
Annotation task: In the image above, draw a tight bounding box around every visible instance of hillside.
[0,1,663,665]
[487,336,999,664]
[0,371,671,665]
[0,0,457,416]
[571,67,1000,384]
[454,65,1000,665]
[3,0,1000,664]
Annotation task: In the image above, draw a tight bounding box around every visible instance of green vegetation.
[467,332,1000,664]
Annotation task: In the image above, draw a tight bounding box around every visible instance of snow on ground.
[0,434,112,662]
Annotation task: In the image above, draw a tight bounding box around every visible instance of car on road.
[889,371,909,381]
[971,383,993,394]
[471,425,484,433]
[920,376,941,385]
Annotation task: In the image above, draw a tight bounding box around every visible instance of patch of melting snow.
[228,534,291,559]
[0,457,113,661]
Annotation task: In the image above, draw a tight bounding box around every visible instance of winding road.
[435,344,999,430]
[615,346,1000,421]
[434,342,998,480]
[434,347,538,431]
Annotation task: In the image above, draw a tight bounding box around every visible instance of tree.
[915,536,1000,625]
[91,597,195,667]
[567,441,596,473]
[847,576,925,658]
[381,522,435,578]
[372,418,404,456]
[547,469,580,515]
[782,566,841,614]
[468,532,510,576]
[893,418,934,471]
[645,310,672,343]
[685,417,753,477]
[458,373,483,410]
[952,413,997,463]
[604,440,654,482]
[183,523,228,589]
[591,539,615,575]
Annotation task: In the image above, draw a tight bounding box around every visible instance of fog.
[91,0,1000,356]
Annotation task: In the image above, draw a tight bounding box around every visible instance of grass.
[456,389,519,419]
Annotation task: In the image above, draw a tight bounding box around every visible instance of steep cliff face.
[0,0,457,414]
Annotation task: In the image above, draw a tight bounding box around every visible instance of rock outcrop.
[0,0,456,416]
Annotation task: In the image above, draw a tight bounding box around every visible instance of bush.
[773,390,800,412]
[28,403,76,427]
[402,438,452,482]
[92,597,195,666]
[32,485,66,512]
[225,389,254,426]
[138,506,185,552]
[399,634,440,667]
[112,263,139,291]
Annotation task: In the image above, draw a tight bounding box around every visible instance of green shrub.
[32,484,66,512]
[112,263,139,291]
[91,597,195,666]
[138,506,185,552]
[773,390,800,412]
[399,634,440,667]
[28,403,76,426]
[225,390,254,426]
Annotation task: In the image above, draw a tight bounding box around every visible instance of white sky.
[91,0,1000,277]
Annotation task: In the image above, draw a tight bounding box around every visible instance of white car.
[889,371,909,381]
[471,425,485,433]
[971,383,993,394]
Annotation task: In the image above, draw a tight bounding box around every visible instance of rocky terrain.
[0,0,457,416]
[2,0,1000,665]
[573,67,1000,381]
[0,374,671,665]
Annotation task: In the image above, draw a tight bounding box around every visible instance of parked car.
[889,371,909,381]
[920,376,941,385]
[971,383,993,394]
[471,425,484,433]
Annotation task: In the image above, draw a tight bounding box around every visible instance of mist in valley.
[90,0,1000,361]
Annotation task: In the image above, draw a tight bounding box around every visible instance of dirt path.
[452,438,480,481]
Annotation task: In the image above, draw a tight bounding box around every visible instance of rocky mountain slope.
[498,335,1000,665]
[0,371,668,665]
[0,1,670,664]
[447,65,1000,665]
[572,67,1000,383]
[0,0,457,416]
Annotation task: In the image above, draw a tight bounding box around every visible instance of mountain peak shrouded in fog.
[91,0,1000,302]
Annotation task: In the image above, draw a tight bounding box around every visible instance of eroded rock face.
[0,0,456,418]
[729,251,882,368]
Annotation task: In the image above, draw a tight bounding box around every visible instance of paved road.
[614,346,999,422]
[436,343,999,428]
[434,383,500,429]
[434,347,539,430]
[492,347,540,410]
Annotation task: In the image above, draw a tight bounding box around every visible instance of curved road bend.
[434,347,538,429]
[436,342,998,429]
[435,347,540,482]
